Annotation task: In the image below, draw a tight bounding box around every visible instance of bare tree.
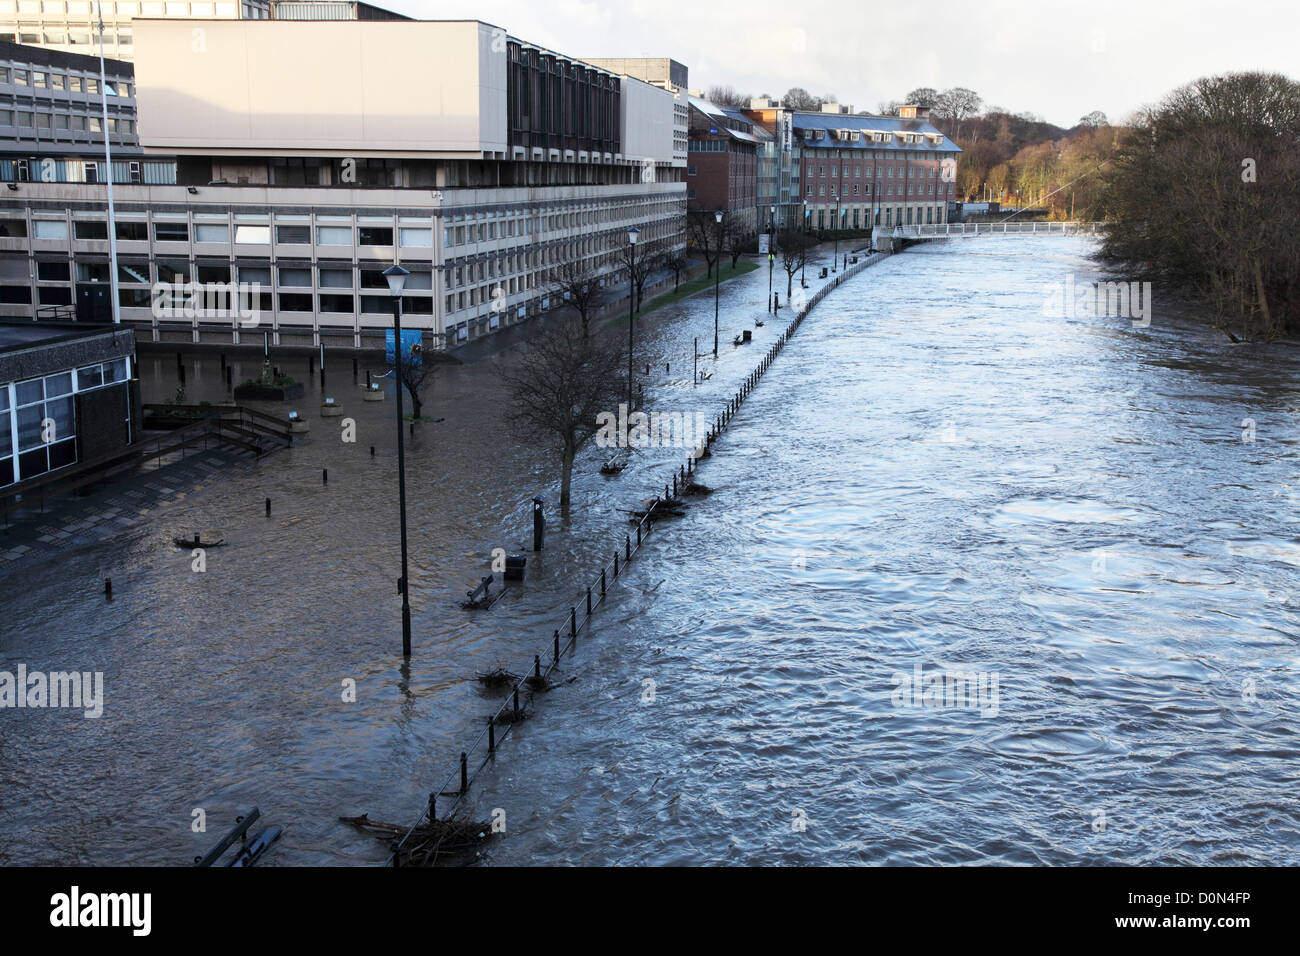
[783,87,819,111]
[1079,110,1110,128]
[392,339,435,421]
[706,84,750,109]
[665,255,688,291]
[687,210,724,278]
[904,87,941,108]
[778,228,813,297]
[1101,70,1300,339]
[550,259,606,342]
[934,87,983,139]
[722,214,749,268]
[497,315,625,514]
[617,241,659,314]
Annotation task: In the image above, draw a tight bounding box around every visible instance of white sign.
[758,234,770,255]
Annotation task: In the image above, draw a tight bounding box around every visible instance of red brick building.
[791,104,960,231]
[686,98,758,241]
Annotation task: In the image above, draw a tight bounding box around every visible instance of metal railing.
[384,242,896,865]
[902,221,1108,238]
[2,403,292,529]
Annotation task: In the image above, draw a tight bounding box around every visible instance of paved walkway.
[0,449,252,564]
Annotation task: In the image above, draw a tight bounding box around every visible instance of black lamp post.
[712,210,722,357]
[767,205,775,313]
[832,196,841,272]
[383,263,412,657]
[801,199,808,287]
[626,226,639,411]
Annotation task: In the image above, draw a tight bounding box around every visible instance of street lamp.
[713,210,722,358]
[383,263,413,658]
[801,199,808,288]
[626,226,639,411]
[767,205,775,313]
[832,195,841,273]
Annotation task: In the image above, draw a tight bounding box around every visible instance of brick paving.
[0,449,254,564]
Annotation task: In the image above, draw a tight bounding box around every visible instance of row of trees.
[1100,71,1300,339]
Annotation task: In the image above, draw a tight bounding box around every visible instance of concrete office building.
[580,58,688,171]
[0,41,151,177]
[0,0,272,62]
[0,19,687,350]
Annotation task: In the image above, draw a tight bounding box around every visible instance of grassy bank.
[607,261,760,327]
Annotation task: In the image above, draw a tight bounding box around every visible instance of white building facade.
[0,19,687,349]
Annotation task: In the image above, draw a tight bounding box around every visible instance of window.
[234,225,270,244]
[74,221,108,240]
[275,225,310,244]
[398,228,432,248]
[195,223,229,243]
[14,375,77,482]
[278,268,311,288]
[75,262,110,282]
[278,293,313,312]
[116,221,148,241]
[37,261,70,281]
[154,221,189,242]
[318,268,352,288]
[33,220,69,240]
[317,226,351,246]
[357,225,393,246]
[319,293,353,313]
[195,264,229,283]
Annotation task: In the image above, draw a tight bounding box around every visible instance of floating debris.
[683,482,713,497]
[475,667,519,689]
[340,813,490,867]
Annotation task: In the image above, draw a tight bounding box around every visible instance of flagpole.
[96,2,121,324]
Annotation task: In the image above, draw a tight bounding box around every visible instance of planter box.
[233,382,305,401]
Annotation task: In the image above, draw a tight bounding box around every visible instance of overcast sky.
[383,0,1298,128]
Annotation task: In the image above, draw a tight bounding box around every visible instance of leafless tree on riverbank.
[497,315,625,514]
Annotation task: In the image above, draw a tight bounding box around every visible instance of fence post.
[601,567,606,596]
[570,606,577,638]
[554,629,560,664]
[459,752,468,794]
[488,716,495,753]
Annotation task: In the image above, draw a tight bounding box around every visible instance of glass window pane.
[17,404,45,449]
[44,372,72,397]
[234,225,270,244]
[78,365,104,389]
[16,380,42,405]
[318,269,352,288]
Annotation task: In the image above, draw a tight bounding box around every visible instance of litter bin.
[505,554,527,581]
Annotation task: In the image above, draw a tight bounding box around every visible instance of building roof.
[0,322,118,354]
[688,97,728,120]
[791,111,961,153]
[0,40,134,78]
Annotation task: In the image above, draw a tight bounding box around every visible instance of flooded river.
[2,237,1297,865]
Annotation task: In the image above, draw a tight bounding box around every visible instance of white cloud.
[387,0,1300,127]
